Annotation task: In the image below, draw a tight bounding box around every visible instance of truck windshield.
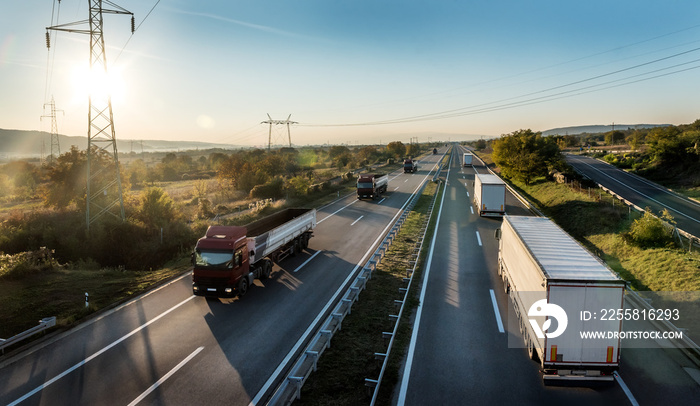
[195,250,233,269]
[357,182,373,189]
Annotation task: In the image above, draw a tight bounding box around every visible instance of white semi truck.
[462,152,474,167]
[473,173,506,216]
[497,215,626,382]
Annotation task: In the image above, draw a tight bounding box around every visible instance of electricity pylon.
[40,96,63,164]
[261,114,297,150]
[47,1,134,231]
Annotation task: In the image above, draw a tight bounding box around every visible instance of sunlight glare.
[71,63,126,103]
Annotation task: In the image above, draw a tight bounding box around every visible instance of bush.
[250,177,285,199]
[0,247,59,280]
[624,209,675,248]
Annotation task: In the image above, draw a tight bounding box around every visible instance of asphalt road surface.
[395,146,700,405]
[0,150,446,406]
[565,153,700,238]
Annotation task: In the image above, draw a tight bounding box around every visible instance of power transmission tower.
[47,1,135,231]
[40,96,63,164]
[261,114,297,150]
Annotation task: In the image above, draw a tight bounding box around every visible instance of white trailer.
[497,215,625,382]
[462,152,474,166]
[473,173,506,216]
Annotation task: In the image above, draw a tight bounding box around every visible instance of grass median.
[296,180,440,406]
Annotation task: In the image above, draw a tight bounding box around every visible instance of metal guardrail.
[365,176,441,405]
[469,148,700,366]
[1,317,56,355]
[266,153,445,405]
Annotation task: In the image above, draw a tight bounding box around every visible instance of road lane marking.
[404,179,408,183]
[614,372,639,406]
[8,296,196,406]
[572,157,700,225]
[351,215,364,226]
[127,346,204,406]
[476,231,482,246]
[470,206,474,214]
[251,165,439,406]
[394,186,399,191]
[292,250,322,273]
[317,199,357,224]
[466,191,469,197]
[398,149,452,405]
[378,198,386,204]
[489,289,505,333]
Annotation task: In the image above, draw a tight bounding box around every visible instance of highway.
[565,154,700,237]
[2,147,699,405]
[396,146,700,405]
[396,146,629,405]
[0,151,445,406]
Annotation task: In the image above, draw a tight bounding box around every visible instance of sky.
[2,1,700,148]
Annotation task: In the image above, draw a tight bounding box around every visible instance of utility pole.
[40,95,63,164]
[261,114,297,150]
[47,1,134,231]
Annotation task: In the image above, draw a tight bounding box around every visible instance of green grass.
[297,181,439,405]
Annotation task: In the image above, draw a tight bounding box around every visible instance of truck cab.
[192,226,251,296]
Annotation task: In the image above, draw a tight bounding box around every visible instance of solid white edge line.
[476,231,482,246]
[251,163,438,406]
[614,371,640,406]
[397,148,452,405]
[351,215,364,226]
[292,250,322,273]
[127,346,204,406]
[8,296,196,406]
[489,289,505,333]
[573,157,700,224]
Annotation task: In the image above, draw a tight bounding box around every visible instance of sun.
[70,63,126,103]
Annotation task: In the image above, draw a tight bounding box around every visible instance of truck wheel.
[302,234,309,250]
[262,259,272,279]
[238,277,249,297]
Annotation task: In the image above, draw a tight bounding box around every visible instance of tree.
[386,141,405,158]
[492,129,562,185]
[136,187,177,229]
[406,143,420,157]
[605,130,624,146]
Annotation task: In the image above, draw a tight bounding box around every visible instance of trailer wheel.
[302,234,309,250]
[262,259,272,279]
[238,277,249,297]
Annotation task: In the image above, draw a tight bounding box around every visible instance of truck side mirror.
[494,228,501,240]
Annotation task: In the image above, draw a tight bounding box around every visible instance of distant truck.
[462,152,474,166]
[357,173,388,200]
[192,208,316,297]
[403,159,417,173]
[473,173,506,216]
[497,215,625,382]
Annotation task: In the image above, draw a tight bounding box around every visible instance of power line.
[299,45,700,128]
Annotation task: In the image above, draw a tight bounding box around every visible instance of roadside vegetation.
[0,141,430,340]
[472,124,700,293]
[297,178,440,406]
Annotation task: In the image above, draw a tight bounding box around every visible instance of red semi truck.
[192,208,316,297]
[357,173,388,200]
[403,159,417,173]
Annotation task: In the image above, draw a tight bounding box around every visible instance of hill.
[0,128,241,159]
[541,124,670,136]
